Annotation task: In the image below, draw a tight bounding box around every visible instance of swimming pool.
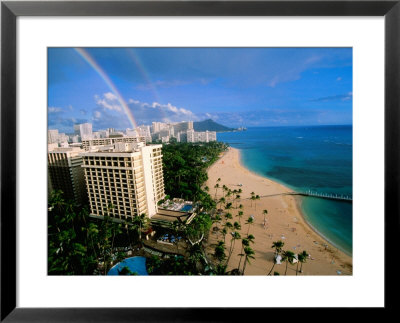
[107,256,148,275]
[180,205,193,212]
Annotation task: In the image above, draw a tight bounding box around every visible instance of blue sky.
[48,48,352,133]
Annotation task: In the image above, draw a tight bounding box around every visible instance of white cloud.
[127,98,200,124]
[104,92,118,101]
[48,107,63,113]
[128,99,140,105]
[95,93,122,112]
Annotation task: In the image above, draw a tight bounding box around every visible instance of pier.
[288,190,352,202]
[254,191,352,202]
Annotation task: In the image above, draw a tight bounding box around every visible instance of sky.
[48,47,352,133]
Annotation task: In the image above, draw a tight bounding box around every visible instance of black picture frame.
[1,0,398,321]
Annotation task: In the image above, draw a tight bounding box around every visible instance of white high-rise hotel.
[81,142,165,221]
[74,123,93,140]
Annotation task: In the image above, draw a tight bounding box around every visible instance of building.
[106,128,116,137]
[48,129,59,144]
[126,128,138,137]
[48,129,69,146]
[48,147,87,205]
[177,131,187,143]
[151,122,169,134]
[69,134,80,143]
[81,143,165,221]
[185,129,217,143]
[81,136,147,151]
[74,123,93,140]
[172,121,193,133]
[136,125,152,142]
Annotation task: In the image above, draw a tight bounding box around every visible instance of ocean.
[218,125,353,256]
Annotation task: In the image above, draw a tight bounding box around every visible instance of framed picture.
[1,0,398,320]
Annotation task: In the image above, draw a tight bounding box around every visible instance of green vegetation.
[118,266,138,275]
[268,240,285,275]
[161,141,228,203]
[281,250,296,275]
[48,190,146,275]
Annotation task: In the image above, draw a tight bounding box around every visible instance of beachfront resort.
[48,122,352,276]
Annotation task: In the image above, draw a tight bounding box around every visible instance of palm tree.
[242,246,255,275]
[250,195,255,207]
[237,210,244,224]
[226,190,232,203]
[272,240,284,256]
[214,183,220,200]
[254,195,260,210]
[281,250,296,275]
[188,242,205,272]
[237,234,255,272]
[213,213,222,238]
[222,185,228,198]
[245,216,254,235]
[221,227,228,244]
[225,202,233,211]
[133,213,148,243]
[214,263,227,275]
[233,221,241,232]
[298,250,309,274]
[214,241,226,263]
[218,197,226,210]
[226,231,241,265]
[237,238,249,272]
[247,234,255,244]
[224,221,233,242]
[224,212,233,222]
[110,222,123,261]
[268,241,285,275]
[234,194,241,209]
[239,204,243,218]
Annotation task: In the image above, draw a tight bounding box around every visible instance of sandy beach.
[204,147,353,275]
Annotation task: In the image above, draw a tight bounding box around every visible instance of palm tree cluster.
[161,141,228,203]
[148,212,214,275]
[48,190,147,275]
[267,240,309,275]
[209,178,259,275]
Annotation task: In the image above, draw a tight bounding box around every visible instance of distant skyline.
[48,47,352,133]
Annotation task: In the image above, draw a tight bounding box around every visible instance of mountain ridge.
[193,119,235,132]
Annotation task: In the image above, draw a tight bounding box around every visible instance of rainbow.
[126,49,168,122]
[74,48,138,129]
[126,49,162,104]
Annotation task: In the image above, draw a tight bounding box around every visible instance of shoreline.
[292,195,352,257]
[236,148,352,257]
[205,147,353,275]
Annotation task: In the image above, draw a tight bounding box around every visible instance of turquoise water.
[107,256,148,275]
[180,205,193,212]
[218,126,352,255]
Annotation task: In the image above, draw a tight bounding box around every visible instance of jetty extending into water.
[292,190,352,202]
[254,191,352,202]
